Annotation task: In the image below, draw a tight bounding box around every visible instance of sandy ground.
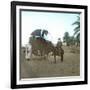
[20,46,80,79]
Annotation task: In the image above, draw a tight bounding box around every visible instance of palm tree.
[69,36,75,45]
[72,16,80,46]
[63,32,70,46]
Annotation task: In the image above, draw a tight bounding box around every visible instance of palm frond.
[76,33,80,42]
[77,16,80,20]
[76,33,80,39]
[74,25,80,31]
[72,21,80,25]
[74,29,80,36]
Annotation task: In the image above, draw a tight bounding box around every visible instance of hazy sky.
[21,11,79,46]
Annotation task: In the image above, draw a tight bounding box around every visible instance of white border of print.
[16,5,85,85]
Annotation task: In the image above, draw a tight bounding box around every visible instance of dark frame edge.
[12,81,87,89]
[11,1,17,89]
[11,1,88,9]
[84,6,88,84]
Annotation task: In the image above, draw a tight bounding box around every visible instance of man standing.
[57,38,62,48]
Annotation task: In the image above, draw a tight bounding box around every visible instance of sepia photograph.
[11,1,87,89]
[20,10,80,79]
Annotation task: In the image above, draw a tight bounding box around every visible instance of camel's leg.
[54,55,56,63]
[58,47,64,62]
[61,49,64,62]
[61,54,63,62]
